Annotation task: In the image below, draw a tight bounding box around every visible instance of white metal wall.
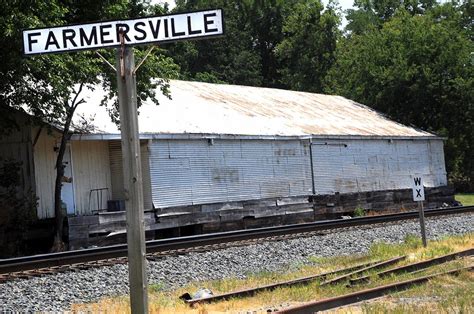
[109,141,124,201]
[108,141,153,210]
[71,140,112,215]
[33,129,60,219]
[311,139,447,195]
[30,135,449,217]
[148,139,313,208]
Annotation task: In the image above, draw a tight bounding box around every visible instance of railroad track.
[182,248,474,308]
[0,205,472,283]
[276,265,474,314]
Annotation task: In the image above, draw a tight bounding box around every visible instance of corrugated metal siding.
[70,141,112,215]
[141,142,153,210]
[109,141,124,200]
[108,140,153,210]
[311,139,447,195]
[33,130,60,219]
[149,139,313,208]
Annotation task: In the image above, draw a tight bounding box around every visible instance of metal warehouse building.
[0,80,453,247]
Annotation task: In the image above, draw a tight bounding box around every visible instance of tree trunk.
[51,85,84,252]
[51,111,74,252]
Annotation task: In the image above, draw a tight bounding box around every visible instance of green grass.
[455,193,474,206]
[354,206,367,217]
[361,269,474,313]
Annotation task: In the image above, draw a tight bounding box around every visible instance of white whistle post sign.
[412,176,425,201]
[412,175,427,247]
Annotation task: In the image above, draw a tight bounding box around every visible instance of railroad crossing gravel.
[0,214,473,312]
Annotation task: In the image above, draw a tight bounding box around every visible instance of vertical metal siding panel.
[109,141,124,200]
[151,138,447,206]
[149,154,193,207]
[149,140,185,207]
[311,144,342,194]
[312,139,447,195]
[431,140,447,186]
[141,143,153,210]
[33,131,58,219]
[149,139,312,208]
[191,141,217,204]
[109,140,153,210]
[71,141,112,215]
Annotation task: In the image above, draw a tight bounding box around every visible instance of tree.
[325,2,473,190]
[169,0,341,90]
[276,0,340,92]
[346,0,437,35]
[169,0,264,86]
[0,0,179,251]
[243,0,299,87]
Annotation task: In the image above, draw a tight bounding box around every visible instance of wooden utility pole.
[23,10,224,314]
[418,201,427,247]
[116,40,148,313]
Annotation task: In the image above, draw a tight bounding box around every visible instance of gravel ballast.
[0,214,473,312]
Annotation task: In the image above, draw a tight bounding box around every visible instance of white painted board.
[412,176,425,201]
[23,9,223,55]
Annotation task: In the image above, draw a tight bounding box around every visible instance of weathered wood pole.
[116,42,148,313]
[419,201,427,247]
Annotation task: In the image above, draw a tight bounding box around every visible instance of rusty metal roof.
[74,80,435,138]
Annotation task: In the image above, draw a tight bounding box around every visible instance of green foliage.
[346,0,437,34]
[0,158,37,257]
[353,206,366,217]
[276,0,340,92]
[403,234,423,249]
[0,0,179,128]
[193,72,226,84]
[169,0,338,91]
[149,281,165,293]
[0,1,180,250]
[0,159,37,221]
[1,0,471,195]
[100,46,180,124]
[369,233,421,259]
[368,233,459,261]
[326,2,473,190]
[169,0,266,86]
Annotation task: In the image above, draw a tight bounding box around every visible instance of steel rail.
[0,205,472,275]
[182,259,382,305]
[320,256,406,286]
[275,266,474,314]
[184,248,472,306]
[185,249,472,305]
[350,247,474,285]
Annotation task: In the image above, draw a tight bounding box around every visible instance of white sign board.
[412,176,425,201]
[23,9,224,55]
